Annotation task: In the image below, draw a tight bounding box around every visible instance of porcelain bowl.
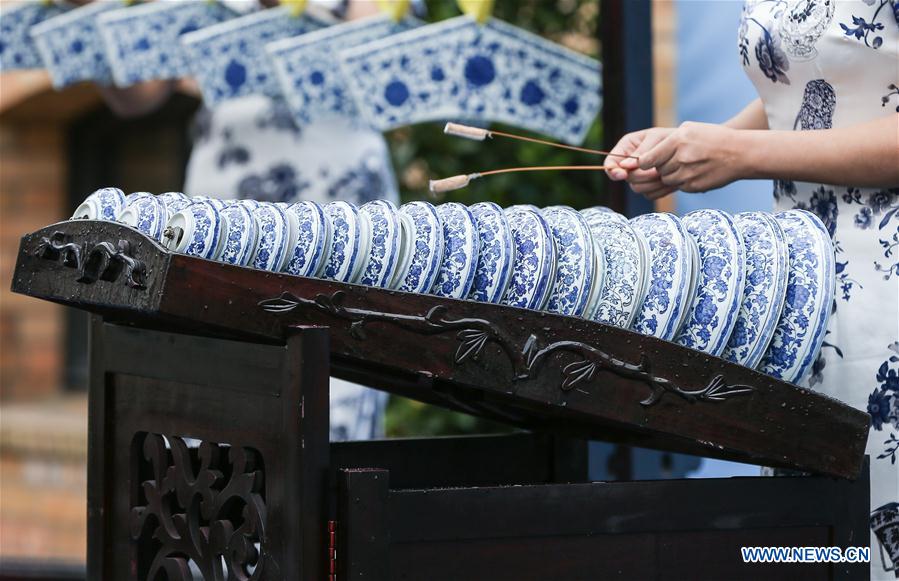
[162,200,224,259]
[71,187,126,221]
[467,202,515,304]
[117,196,170,242]
[432,202,479,299]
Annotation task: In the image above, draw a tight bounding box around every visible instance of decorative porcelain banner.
[338,16,602,145]
[181,6,333,106]
[267,14,421,129]
[30,1,126,89]
[98,0,236,87]
[0,1,69,71]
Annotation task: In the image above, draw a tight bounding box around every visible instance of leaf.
[455,330,488,363]
[561,359,596,391]
[878,207,898,230]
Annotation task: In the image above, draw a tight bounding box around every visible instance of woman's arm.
[723,98,769,130]
[602,100,769,198]
[636,114,899,196]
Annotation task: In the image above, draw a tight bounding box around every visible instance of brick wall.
[0,121,67,400]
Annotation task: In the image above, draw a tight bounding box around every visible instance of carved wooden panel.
[131,433,277,580]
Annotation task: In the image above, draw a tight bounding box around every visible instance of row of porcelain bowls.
[73,188,835,385]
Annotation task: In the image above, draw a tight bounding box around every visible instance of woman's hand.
[604,127,677,199]
[636,121,745,197]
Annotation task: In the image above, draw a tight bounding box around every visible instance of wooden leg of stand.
[86,318,330,580]
[337,469,390,581]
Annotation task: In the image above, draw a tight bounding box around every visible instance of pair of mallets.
[429,122,638,193]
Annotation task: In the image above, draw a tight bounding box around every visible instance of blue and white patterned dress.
[184,94,399,443]
[740,1,898,577]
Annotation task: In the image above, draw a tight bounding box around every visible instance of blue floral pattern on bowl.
[219,203,258,267]
[432,202,478,299]
[759,209,835,384]
[676,209,746,356]
[587,219,645,328]
[0,2,69,71]
[181,6,331,106]
[395,201,443,294]
[250,203,291,272]
[502,206,556,310]
[268,14,420,129]
[98,0,235,86]
[358,200,401,287]
[722,212,789,368]
[541,206,594,316]
[582,206,627,226]
[71,187,126,221]
[468,202,515,304]
[123,191,154,208]
[283,200,328,277]
[629,213,693,341]
[192,196,228,211]
[118,196,169,241]
[338,16,601,145]
[159,192,192,213]
[321,200,363,283]
[166,201,223,260]
[30,1,121,89]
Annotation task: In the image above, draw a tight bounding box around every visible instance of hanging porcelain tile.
[98,1,235,87]
[338,16,601,144]
[0,1,69,71]
[30,1,124,89]
[181,6,333,106]
[268,14,420,128]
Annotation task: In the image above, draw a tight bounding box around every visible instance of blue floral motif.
[358,200,400,287]
[793,79,835,131]
[72,187,126,221]
[723,212,789,368]
[238,163,310,203]
[219,203,258,267]
[122,196,169,242]
[321,201,363,283]
[30,1,121,89]
[159,192,191,214]
[758,210,835,384]
[502,207,556,310]
[630,213,693,341]
[839,0,892,49]
[250,203,290,272]
[338,16,601,145]
[677,210,746,356]
[468,202,515,304]
[870,343,899,468]
[182,6,331,106]
[325,155,391,205]
[396,201,443,294]
[97,1,235,86]
[282,201,327,276]
[585,217,643,328]
[0,2,68,71]
[541,207,594,316]
[432,203,478,299]
[268,15,420,129]
[180,201,223,260]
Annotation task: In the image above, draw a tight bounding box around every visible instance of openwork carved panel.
[130,432,279,580]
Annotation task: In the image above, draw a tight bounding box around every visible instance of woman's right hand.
[604,127,677,199]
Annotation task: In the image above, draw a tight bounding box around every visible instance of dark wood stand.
[12,221,873,580]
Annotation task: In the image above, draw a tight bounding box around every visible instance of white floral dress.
[740,1,899,577]
[184,95,399,442]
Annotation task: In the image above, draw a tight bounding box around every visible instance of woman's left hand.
[635,121,745,198]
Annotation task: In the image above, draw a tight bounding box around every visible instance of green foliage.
[383,0,602,437]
